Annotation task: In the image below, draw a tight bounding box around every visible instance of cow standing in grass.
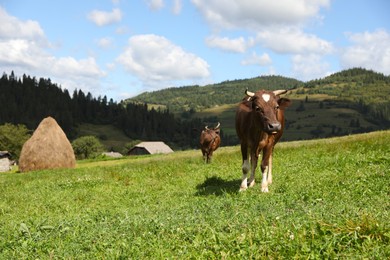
[200,122,221,163]
[235,89,291,192]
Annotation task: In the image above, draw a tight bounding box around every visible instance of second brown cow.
[200,122,221,163]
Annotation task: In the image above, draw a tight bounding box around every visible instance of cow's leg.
[267,153,273,185]
[239,144,250,191]
[202,149,206,162]
[240,159,250,191]
[261,146,273,193]
[248,150,258,188]
[261,166,269,192]
[208,150,213,163]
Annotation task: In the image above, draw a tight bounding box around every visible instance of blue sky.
[1,0,389,101]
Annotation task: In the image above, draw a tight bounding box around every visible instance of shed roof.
[0,151,11,159]
[131,141,173,155]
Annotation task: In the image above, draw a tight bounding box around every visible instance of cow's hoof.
[261,186,269,193]
[239,186,247,192]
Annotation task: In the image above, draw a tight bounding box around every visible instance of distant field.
[194,104,238,136]
[1,131,389,258]
[77,123,132,153]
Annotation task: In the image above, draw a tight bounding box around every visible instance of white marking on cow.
[267,154,273,184]
[240,177,248,191]
[262,94,270,102]
[261,166,269,192]
[248,160,256,187]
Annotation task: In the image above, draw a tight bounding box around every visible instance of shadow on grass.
[195,176,240,196]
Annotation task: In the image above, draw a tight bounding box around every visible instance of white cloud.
[256,27,334,55]
[291,54,331,80]
[0,7,105,94]
[191,0,329,30]
[341,29,390,75]
[146,0,164,10]
[192,0,333,78]
[117,34,210,89]
[172,0,183,15]
[144,0,182,14]
[0,39,42,69]
[241,52,272,66]
[87,8,122,26]
[115,26,129,35]
[97,37,114,49]
[51,57,104,78]
[205,35,249,53]
[0,7,46,44]
[0,38,105,90]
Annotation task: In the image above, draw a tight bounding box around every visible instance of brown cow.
[235,89,291,192]
[200,122,221,163]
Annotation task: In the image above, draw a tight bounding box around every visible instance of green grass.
[1,131,389,258]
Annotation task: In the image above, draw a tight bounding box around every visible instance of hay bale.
[19,117,76,172]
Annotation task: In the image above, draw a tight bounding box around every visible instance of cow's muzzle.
[266,122,281,134]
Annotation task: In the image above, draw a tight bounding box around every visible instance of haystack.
[19,117,76,172]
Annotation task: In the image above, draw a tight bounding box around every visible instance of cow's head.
[201,122,221,144]
[246,89,289,134]
[204,122,220,135]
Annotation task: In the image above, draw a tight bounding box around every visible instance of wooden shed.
[0,151,12,172]
[128,142,174,156]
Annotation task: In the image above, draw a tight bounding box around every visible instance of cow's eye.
[275,105,279,110]
[255,106,261,111]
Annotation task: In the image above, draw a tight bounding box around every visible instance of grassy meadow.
[1,131,389,258]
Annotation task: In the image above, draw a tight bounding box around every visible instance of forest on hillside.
[0,72,214,149]
[303,68,390,122]
[126,75,303,113]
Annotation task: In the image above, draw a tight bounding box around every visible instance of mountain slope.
[125,68,390,142]
[125,75,303,113]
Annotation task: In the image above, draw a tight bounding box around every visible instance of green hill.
[304,67,390,121]
[125,68,390,142]
[283,68,390,140]
[125,75,303,113]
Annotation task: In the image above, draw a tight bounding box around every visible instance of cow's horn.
[215,122,220,129]
[245,89,255,97]
[273,89,287,96]
[205,126,209,130]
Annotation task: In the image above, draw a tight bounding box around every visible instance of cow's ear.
[278,98,292,109]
